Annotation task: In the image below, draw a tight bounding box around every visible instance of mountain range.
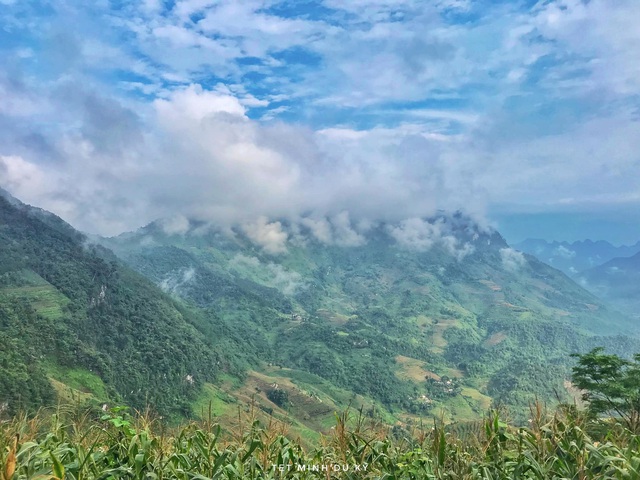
[513,238,640,277]
[2,189,639,434]
[515,237,640,320]
[577,252,640,320]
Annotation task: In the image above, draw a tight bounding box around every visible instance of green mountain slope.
[101,214,639,422]
[0,193,245,419]
[3,187,637,427]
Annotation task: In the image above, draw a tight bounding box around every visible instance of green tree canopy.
[571,347,640,431]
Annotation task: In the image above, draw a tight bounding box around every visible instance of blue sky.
[1,0,639,244]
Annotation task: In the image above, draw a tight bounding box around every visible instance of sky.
[0,0,639,244]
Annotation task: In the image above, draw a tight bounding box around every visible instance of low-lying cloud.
[1,0,639,244]
[388,218,475,260]
[500,248,527,272]
[229,254,307,295]
[241,217,289,255]
[159,267,196,294]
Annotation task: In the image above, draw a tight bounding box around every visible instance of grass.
[429,318,458,352]
[395,355,431,382]
[483,331,508,347]
[0,283,69,320]
[442,395,478,422]
[44,363,108,400]
[48,379,95,404]
[190,368,371,445]
[192,383,237,419]
[460,387,492,411]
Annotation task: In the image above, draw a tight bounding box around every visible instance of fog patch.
[500,248,527,272]
[388,218,474,260]
[241,217,289,254]
[229,254,307,295]
[160,215,191,235]
[266,263,307,296]
[159,267,196,294]
[229,253,261,269]
[139,235,156,247]
[554,245,576,259]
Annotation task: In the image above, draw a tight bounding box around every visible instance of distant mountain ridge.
[513,238,640,276]
[577,251,640,319]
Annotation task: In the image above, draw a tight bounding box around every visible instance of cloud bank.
[0,1,638,242]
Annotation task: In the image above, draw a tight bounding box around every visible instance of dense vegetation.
[4,349,640,478]
[3,402,640,479]
[572,348,640,432]
[102,213,640,424]
[0,195,245,419]
[3,188,640,435]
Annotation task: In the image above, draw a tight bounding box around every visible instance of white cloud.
[154,84,246,122]
[554,245,576,259]
[500,247,527,272]
[300,217,334,244]
[529,0,640,95]
[229,254,307,295]
[241,217,289,254]
[329,211,367,247]
[160,215,191,235]
[298,212,369,247]
[388,218,443,251]
[1,1,639,242]
[388,218,474,260]
[477,109,640,212]
[0,155,48,198]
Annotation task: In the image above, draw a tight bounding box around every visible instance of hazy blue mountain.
[577,252,640,320]
[513,238,640,276]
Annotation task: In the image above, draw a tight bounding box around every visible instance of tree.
[571,347,640,432]
[266,388,289,408]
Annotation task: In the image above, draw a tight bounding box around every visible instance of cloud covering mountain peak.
[1,1,639,241]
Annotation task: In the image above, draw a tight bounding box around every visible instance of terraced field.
[0,271,70,319]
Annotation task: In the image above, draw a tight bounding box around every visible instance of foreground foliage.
[2,403,640,479]
[572,348,640,433]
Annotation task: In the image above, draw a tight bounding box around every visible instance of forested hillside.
[2,188,639,431]
[0,193,246,419]
[101,213,640,424]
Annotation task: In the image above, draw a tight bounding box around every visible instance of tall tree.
[571,347,640,431]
